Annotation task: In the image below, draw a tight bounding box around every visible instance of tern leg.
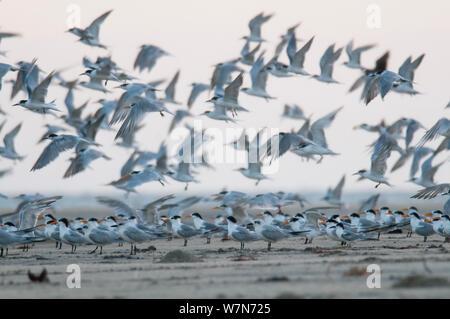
[134,245,137,255]
[55,242,58,249]
[5,248,8,256]
[375,183,381,188]
[444,237,449,243]
[184,183,188,191]
[130,244,133,255]
[100,246,103,255]
[424,236,427,243]
[304,238,308,245]
[184,239,188,247]
[255,180,260,186]
[89,246,99,254]
[267,242,271,251]
[206,237,211,244]
[377,232,381,240]
[0,248,3,257]
[59,242,62,249]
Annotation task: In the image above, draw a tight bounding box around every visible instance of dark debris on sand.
[392,273,450,288]
[159,250,202,263]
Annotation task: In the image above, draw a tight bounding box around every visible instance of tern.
[13,71,59,114]
[161,70,181,104]
[191,212,223,244]
[362,70,411,105]
[225,216,259,250]
[63,147,111,178]
[241,53,274,100]
[354,134,394,187]
[409,212,435,242]
[286,35,314,75]
[343,40,376,69]
[322,175,345,206]
[108,166,166,194]
[282,104,307,120]
[239,41,261,66]
[392,54,425,95]
[187,83,210,109]
[166,161,199,190]
[134,44,169,73]
[416,118,450,149]
[312,44,343,83]
[166,215,200,246]
[411,183,450,199]
[67,10,113,48]
[0,123,24,161]
[31,134,92,171]
[114,97,173,141]
[253,219,292,251]
[207,72,247,116]
[410,153,444,188]
[0,63,19,90]
[58,218,88,253]
[243,12,273,42]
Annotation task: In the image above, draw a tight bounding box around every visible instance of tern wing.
[85,10,113,40]
[31,135,79,170]
[31,71,54,103]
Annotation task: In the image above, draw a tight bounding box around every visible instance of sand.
[1,231,449,298]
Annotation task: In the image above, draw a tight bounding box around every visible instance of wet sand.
[1,229,449,298]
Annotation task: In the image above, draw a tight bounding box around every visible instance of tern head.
[410,212,420,219]
[226,216,237,224]
[13,99,27,106]
[408,206,418,212]
[206,96,219,103]
[191,212,202,219]
[353,169,366,176]
[59,218,70,227]
[44,133,58,140]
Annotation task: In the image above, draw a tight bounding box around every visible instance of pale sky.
[0,0,449,201]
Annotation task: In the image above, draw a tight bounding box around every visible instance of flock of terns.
[0,10,449,256]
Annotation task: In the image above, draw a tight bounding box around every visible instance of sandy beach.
[1,204,449,299]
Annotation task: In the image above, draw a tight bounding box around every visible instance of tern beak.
[424,212,433,217]
[123,105,131,109]
[80,220,88,224]
[221,218,227,223]
[182,215,191,218]
[281,221,289,225]
[255,213,263,217]
[212,206,220,210]
[162,218,170,222]
[291,147,299,151]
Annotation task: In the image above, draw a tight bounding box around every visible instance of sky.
[0,0,448,204]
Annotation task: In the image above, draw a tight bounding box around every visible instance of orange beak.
[162,218,170,222]
[98,219,106,222]
[37,215,45,220]
[255,213,263,217]
[357,212,365,215]
[123,105,131,109]
[119,218,128,222]
[221,218,227,223]
[423,220,432,224]
[432,217,441,221]
[80,220,88,224]
[424,212,433,217]
[182,215,191,218]
[50,220,57,225]
[341,216,349,219]
[281,221,289,225]
[212,206,220,210]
